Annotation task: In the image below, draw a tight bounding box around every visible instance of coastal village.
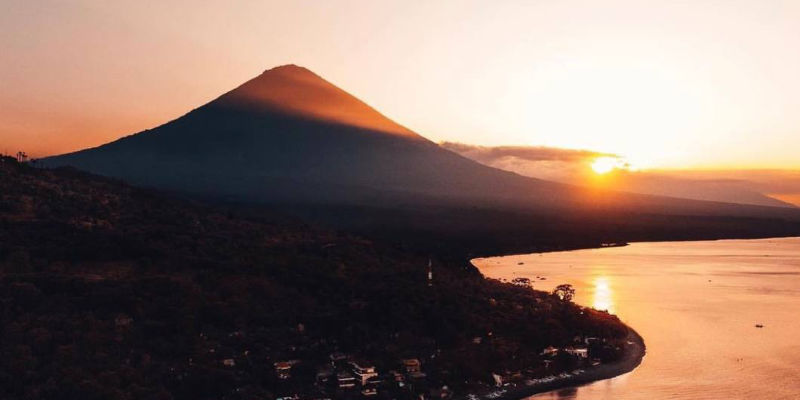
[154,261,634,400]
[172,261,633,400]
[186,325,629,400]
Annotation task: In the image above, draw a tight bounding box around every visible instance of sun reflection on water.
[592,276,614,313]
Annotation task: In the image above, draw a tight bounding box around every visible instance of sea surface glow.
[473,237,800,399]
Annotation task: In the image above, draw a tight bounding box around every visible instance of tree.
[552,284,575,302]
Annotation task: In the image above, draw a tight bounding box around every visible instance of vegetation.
[553,284,576,302]
[0,157,629,399]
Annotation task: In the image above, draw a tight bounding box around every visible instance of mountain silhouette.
[42,65,800,232]
[42,65,570,206]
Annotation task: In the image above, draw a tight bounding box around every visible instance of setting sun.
[592,276,614,313]
[591,157,619,174]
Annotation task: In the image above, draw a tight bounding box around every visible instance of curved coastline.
[471,327,646,400]
[467,242,647,400]
[467,244,647,400]
[468,236,799,400]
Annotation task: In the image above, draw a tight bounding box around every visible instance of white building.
[541,346,558,357]
[350,361,378,385]
[564,347,589,358]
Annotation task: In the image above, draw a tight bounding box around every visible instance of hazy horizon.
[441,141,800,207]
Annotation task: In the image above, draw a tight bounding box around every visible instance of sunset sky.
[2,0,800,170]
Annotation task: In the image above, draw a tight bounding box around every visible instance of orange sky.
[2,1,800,169]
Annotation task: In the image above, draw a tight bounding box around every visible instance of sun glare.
[592,276,614,313]
[591,157,618,174]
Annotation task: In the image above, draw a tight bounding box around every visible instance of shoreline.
[470,327,646,400]
[466,236,798,400]
[466,236,797,399]
[471,234,800,262]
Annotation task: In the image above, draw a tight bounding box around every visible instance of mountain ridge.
[40,65,567,207]
[213,64,423,139]
[40,64,800,243]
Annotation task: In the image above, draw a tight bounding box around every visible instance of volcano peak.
[216,64,419,138]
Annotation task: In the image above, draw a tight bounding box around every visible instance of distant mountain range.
[41,65,800,253]
[440,142,797,208]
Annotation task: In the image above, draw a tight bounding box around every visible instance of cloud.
[441,141,619,183]
[441,142,800,207]
[440,142,616,163]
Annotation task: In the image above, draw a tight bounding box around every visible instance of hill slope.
[0,157,631,399]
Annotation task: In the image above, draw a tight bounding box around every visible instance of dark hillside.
[0,157,629,400]
[264,201,800,261]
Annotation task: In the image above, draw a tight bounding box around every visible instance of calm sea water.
[472,237,800,400]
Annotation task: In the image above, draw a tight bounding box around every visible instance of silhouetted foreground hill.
[40,65,800,254]
[0,157,630,400]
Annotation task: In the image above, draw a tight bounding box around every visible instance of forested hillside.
[0,157,627,400]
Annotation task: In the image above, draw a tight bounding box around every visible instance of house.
[564,347,589,359]
[337,372,357,389]
[329,352,349,366]
[541,346,558,357]
[492,373,503,387]
[402,358,421,373]
[350,361,378,385]
[275,361,292,379]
